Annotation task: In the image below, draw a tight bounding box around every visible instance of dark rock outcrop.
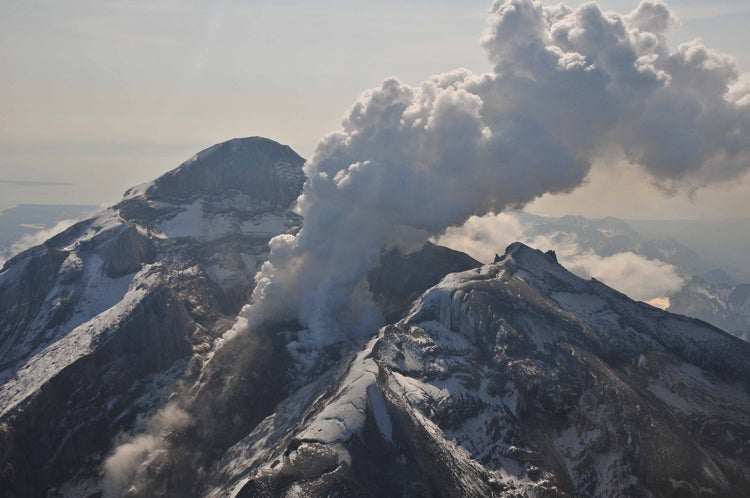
[368,242,481,322]
[101,224,156,278]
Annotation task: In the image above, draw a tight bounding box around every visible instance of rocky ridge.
[199,243,750,497]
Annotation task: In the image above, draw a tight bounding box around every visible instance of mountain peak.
[496,241,562,276]
[502,241,557,262]
[123,136,305,205]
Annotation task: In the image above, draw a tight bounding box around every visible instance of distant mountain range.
[516,211,714,277]
[627,219,750,283]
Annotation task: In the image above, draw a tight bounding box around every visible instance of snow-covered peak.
[114,137,307,243]
[0,137,309,496]
[498,241,561,275]
[123,137,305,207]
[440,242,747,371]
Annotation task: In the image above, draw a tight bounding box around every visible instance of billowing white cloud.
[563,251,684,302]
[436,212,526,264]
[240,0,750,354]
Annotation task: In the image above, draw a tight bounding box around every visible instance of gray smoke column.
[243,0,750,354]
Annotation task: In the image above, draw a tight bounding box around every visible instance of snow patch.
[241,213,289,235]
[551,291,607,315]
[366,384,393,442]
[297,336,380,443]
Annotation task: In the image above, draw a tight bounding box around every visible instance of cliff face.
[0,137,306,496]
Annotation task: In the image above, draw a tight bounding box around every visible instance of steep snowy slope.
[0,137,305,496]
[203,243,750,498]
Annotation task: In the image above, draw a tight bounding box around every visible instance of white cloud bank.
[437,212,684,303]
[436,212,527,264]
[564,251,683,302]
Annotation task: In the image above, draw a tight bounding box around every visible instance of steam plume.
[102,403,192,497]
[244,0,750,352]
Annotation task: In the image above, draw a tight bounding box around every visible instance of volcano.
[1,138,749,497]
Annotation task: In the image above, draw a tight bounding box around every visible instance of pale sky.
[1,0,749,218]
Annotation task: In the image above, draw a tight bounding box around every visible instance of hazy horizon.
[2,0,750,219]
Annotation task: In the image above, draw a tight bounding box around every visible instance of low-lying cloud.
[10,220,78,254]
[436,212,527,264]
[563,251,684,302]
[0,180,74,187]
[436,212,685,302]
[0,219,79,266]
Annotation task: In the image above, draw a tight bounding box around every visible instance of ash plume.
[102,403,192,497]
[245,0,750,351]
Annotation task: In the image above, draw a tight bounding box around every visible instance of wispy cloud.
[0,219,79,266]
